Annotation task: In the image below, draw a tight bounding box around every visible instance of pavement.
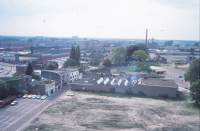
[163,63,190,90]
[0,62,16,77]
[0,85,71,131]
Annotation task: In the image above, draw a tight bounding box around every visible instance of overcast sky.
[0,0,199,40]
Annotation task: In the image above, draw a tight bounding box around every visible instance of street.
[0,85,71,131]
[163,64,190,89]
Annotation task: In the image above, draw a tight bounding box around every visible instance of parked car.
[32,95,36,99]
[178,76,183,78]
[41,96,47,100]
[10,101,18,106]
[28,95,32,99]
[22,95,28,99]
[17,94,23,98]
[36,95,41,99]
[67,93,74,96]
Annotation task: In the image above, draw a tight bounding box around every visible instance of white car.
[32,95,36,99]
[67,93,74,96]
[11,101,18,106]
[36,95,41,99]
[28,95,32,99]
[22,95,28,99]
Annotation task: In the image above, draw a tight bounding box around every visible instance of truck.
[0,96,16,108]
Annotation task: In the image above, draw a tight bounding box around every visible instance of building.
[186,56,196,63]
[71,69,177,97]
[80,61,89,71]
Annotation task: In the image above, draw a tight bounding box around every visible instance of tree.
[0,81,9,99]
[104,59,112,67]
[63,58,78,67]
[136,43,147,53]
[111,46,127,66]
[164,40,173,46]
[102,49,106,53]
[126,45,139,58]
[26,62,33,75]
[189,48,195,55]
[194,42,200,46]
[83,53,87,57]
[93,55,100,65]
[189,79,200,105]
[91,51,94,55]
[13,71,22,77]
[75,45,80,62]
[132,50,148,62]
[98,50,101,54]
[6,79,20,96]
[44,64,57,70]
[70,45,76,60]
[31,72,41,80]
[184,59,200,84]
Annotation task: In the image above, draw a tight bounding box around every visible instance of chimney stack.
[146,29,148,45]
[31,46,33,54]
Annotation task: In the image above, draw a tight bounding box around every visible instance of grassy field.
[174,67,189,72]
[163,55,199,62]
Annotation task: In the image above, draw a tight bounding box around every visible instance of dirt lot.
[24,91,199,131]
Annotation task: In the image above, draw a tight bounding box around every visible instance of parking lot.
[0,62,16,77]
[0,98,45,131]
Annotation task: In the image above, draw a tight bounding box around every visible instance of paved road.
[163,64,190,89]
[0,85,70,131]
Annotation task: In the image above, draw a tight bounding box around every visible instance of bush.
[126,89,133,95]
[110,88,115,93]
[148,72,165,78]
[159,94,169,98]
[137,91,146,96]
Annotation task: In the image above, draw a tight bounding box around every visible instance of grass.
[175,67,189,72]
[160,63,171,66]
[183,102,200,111]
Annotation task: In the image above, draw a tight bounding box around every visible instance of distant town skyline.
[0,0,199,40]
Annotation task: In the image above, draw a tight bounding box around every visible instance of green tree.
[83,53,87,57]
[70,45,76,60]
[136,43,147,53]
[63,58,78,67]
[13,71,22,77]
[103,59,112,67]
[189,48,195,55]
[21,89,29,94]
[6,79,20,96]
[164,40,173,46]
[44,64,57,70]
[93,55,100,65]
[26,62,33,75]
[189,79,200,105]
[91,51,94,55]
[75,45,80,63]
[0,81,9,99]
[31,72,41,80]
[111,46,127,66]
[102,49,106,53]
[184,59,200,84]
[132,50,148,62]
[98,50,101,54]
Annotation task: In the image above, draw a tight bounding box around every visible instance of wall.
[71,83,177,98]
[16,66,27,74]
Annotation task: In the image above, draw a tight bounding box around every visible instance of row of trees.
[63,45,80,67]
[184,59,200,105]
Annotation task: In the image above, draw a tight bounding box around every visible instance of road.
[0,85,71,131]
[0,62,16,77]
[163,64,190,89]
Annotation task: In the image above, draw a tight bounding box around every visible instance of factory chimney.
[31,46,33,54]
[146,29,148,45]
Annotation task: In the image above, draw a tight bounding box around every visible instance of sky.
[0,0,199,40]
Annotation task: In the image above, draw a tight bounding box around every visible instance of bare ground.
[23,91,200,131]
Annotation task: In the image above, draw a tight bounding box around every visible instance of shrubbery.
[148,72,165,78]
[159,94,169,98]
[125,89,133,95]
[137,91,146,96]
[110,88,115,93]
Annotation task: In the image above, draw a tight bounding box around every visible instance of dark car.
[17,94,23,98]
[178,76,183,78]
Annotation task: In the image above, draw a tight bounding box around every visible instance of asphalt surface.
[0,62,16,77]
[163,64,190,89]
[0,85,71,131]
